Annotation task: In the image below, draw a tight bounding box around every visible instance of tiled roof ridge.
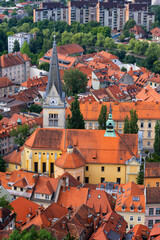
[116,132,136,157]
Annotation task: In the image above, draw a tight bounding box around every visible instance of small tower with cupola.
[104,105,116,137]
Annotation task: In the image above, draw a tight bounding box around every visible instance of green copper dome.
[104,105,116,137]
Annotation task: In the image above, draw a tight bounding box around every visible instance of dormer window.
[138,206,142,212]
[130,205,134,211]
[122,205,126,211]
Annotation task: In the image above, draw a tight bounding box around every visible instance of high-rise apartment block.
[33,0,155,32]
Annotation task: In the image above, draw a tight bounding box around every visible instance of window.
[85,177,89,183]
[148,131,151,138]
[89,122,92,128]
[101,177,105,183]
[148,220,153,228]
[117,167,121,172]
[156,208,160,215]
[156,182,159,187]
[77,176,80,181]
[36,193,40,199]
[43,163,46,173]
[138,216,141,222]
[155,220,160,223]
[148,122,151,128]
[98,194,101,199]
[101,166,104,172]
[20,188,23,192]
[130,206,134,211]
[49,113,58,126]
[130,216,133,221]
[119,130,122,134]
[119,123,122,128]
[45,195,49,200]
[117,178,121,184]
[55,153,57,160]
[147,141,150,146]
[86,166,88,171]
[149,208,154,215]
[14,186,17,190]
[130,225,133,230]
[140,122,144,128]
[15,165,18,169]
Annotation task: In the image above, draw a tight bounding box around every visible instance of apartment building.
[33,2,68,23]
[68,0,97,25]
[0,77,16,98]
[8,33,34,54]
[125,3,155,32]
[0,52,30,84]
[96,2,125,31]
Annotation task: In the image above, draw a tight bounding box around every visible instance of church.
[21,37,140,185]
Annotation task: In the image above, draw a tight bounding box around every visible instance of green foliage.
[38,62,50,72]
[127,38,137,51]
[10,124,32,146]
[98,105,107,130]
[152,61,160,74]
[96,33,105,47]
[124,19,136,30]
[64,233,77,240]
[104,37,116,49]
[136,163,144,185]
[0,195,13,210]
[63,69,88,96]
[123,110,139,134]
[125,55,136,64]
[97,26,111,38]
[133,41,149,55]
[29,104,42,114]
[20,41,31,57]
[13,39,20,52]
[67,95,85,129]
[121,67,127,72]
[0,155,6,172]
[151,5,160,26]
[154,121,160,157]
[0,114,2,120]
[7,226,56,240]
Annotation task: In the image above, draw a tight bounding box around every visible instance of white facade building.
[8,33,34,54]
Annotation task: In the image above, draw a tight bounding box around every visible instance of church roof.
[24,128,138,165]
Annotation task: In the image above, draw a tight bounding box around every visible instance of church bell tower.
[43,36,65,129]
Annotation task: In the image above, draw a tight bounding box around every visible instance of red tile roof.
[0,52,30,68]
[149,223,160,239]
[57,43,84,55]
[3,147,23,165]
[24,128,138,165]
[129,25,146,35]
[55,147,86,169]
[107,85,126,100]
[34,176,59,195]
[150,27,160,37]
[0,77,15,89]
[10,197,43,228]
[59,172,81,187]
[136,85,160,102]
[127,224,150,240]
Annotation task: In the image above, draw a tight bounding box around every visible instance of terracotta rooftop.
[11,87,41,102]
[34,176,59,195]
[59,172,81,187]
[115,182,145,213]
[0,77,15,88]
[150,27,160,37]
[21,202,68,231]
[55,147,86,169]
[146,187,160,204]
[0,52,30,68]
[90,211,127,240]
[24,128,138,165]
[107,85,126,100]
[149,223,160,239]
[145,162,160,178]
[10,197,43,228]
[57,43,84,55]
[126,224,150,240]
[3,147,23,165]
[129,25,146,35]
[136,85,160,102]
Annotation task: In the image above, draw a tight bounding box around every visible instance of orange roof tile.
[0,77,15,88]
[150,223,160,239]
[127,224,150,240]
[150,27,160,37]
[10,197,43,227]
[59,172,81,187]
[24,128,138,165]
[0,52,30,68]
[56,43,84,55]
[115,182,145,213]
[34,176,59,195]
[136,85,160,102]
[129,25,146,35]
[55,147,85,169]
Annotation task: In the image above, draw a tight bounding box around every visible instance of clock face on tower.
[50,98,58,105]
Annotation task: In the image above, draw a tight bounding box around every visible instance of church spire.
[104,104,116,137]
[46,35,63,100]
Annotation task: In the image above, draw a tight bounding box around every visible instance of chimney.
[130,67,133,72]
[62,221,66,230]
[144,87,147,94]
[16,145,20,152]
[156,100,158,104]
[38,206,41,215]
[48,218,52,227]
[26,213,31,223]
[19,220,23,227]
[62,177,66,192]
[32,174,37,185]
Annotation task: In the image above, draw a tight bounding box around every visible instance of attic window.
[98,194,101,199]
[88,194,91,198]
[130,206,134,211]
[133,197,139,201]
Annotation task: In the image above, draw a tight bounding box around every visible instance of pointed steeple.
[104,104,116,137]
[46,35,63,100]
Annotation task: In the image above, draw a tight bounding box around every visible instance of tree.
[98,105,107,130]
[29,104,43,114]
[7,226,56,240]
[121,67,127,72]
[64,233,76,240]
[123,110,139,134]
[20,41,31,57]
[13,39,20,52]
[154,121,160,157]
[0,195,13,210]
[104,37,116,49]
[0,155,6,172]
[124,19,136,30]
[136,163,144,185]
[123,115,130,134]
[0,114,2,120]
[97,26,111,38]
[125,55,136,64]
[130,109,139,134]
[38,62,50,72]
[10,124,31,146]
[63,69,88,96]
[67,95,85,129]
[133,41,149,55]
[153,61,160,74]
[96,33,105,47]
